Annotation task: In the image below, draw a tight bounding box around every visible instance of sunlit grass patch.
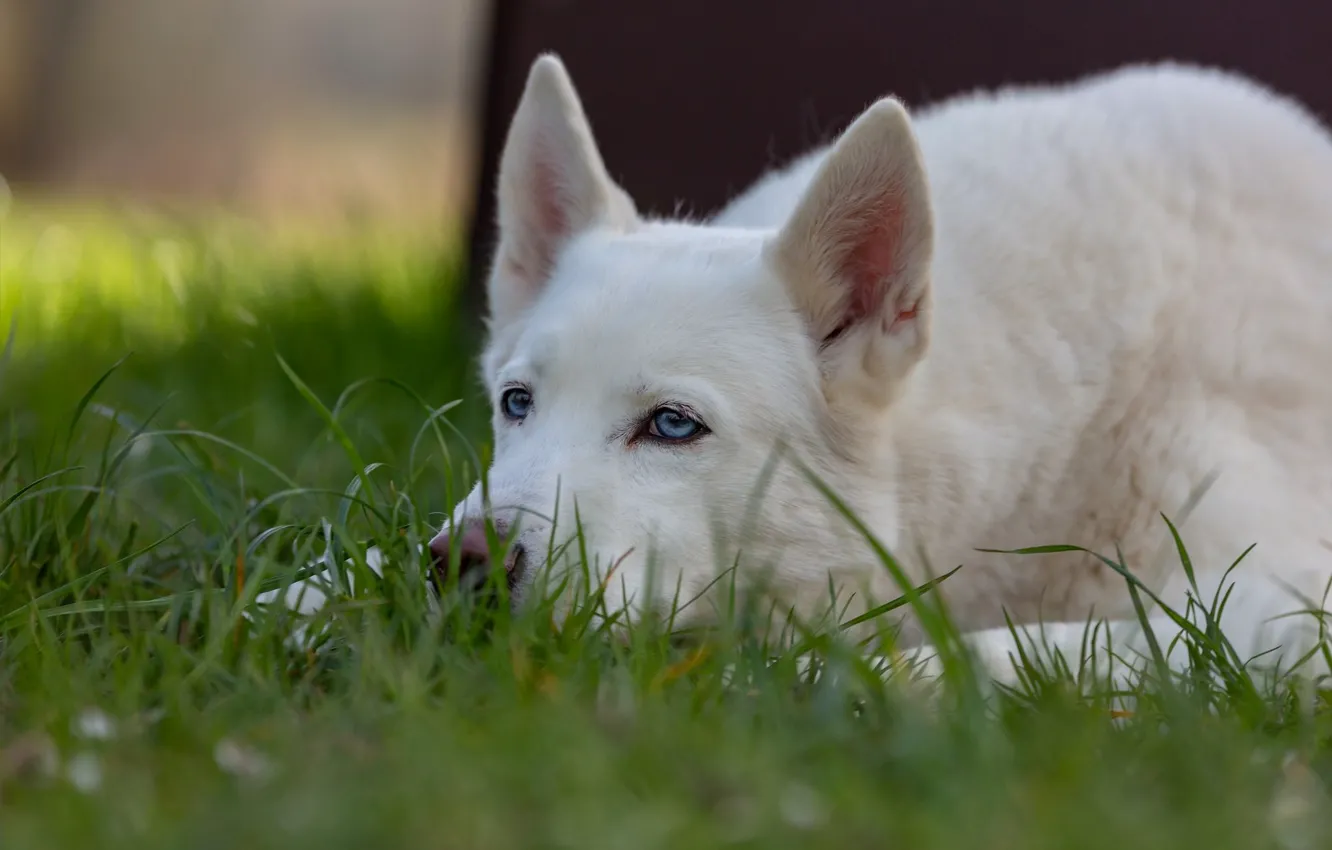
[0,198,459,355]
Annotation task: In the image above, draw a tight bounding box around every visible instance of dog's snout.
[430,522,491,578]
[429,519,519,590]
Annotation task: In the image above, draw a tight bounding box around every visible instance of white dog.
[360,55,1332,688]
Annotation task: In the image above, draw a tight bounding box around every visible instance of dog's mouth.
[502,543,528,594]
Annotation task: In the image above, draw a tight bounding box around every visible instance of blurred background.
[0,0,488,233]
[0,0,498,518]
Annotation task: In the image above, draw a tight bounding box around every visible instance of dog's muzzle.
[428,518,526,595]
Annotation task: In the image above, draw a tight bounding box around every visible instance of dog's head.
[432,55,935,630]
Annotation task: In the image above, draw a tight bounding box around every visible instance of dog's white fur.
[415,56,1332,687]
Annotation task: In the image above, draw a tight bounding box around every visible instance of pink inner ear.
[506,149,570,283]
[532,152,570,243]
[841,186,908,325]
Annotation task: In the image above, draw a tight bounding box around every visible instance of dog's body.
[424,58,1332,683]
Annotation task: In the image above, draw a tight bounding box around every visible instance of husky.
[405,55,1332,687]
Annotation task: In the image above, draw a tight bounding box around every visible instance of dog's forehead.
[519,226,791,371]
[552,224,772,304]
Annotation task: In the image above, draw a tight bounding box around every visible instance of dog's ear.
[768,98,934,409]
[488,54,638,328]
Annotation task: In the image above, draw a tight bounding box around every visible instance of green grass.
[3,198,1332,849]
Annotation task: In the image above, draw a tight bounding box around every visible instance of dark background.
[465,0,1332,307]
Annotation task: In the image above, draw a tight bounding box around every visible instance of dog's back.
[721,64,1332,657]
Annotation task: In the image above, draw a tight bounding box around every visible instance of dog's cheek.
[656,498,725,606]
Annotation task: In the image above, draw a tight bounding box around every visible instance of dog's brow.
[526,332,559,379]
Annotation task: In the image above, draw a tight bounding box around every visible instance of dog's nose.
[429,519,510,587]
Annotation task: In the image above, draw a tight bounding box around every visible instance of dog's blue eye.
[500,387,532,420]
[648,407,703,441]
